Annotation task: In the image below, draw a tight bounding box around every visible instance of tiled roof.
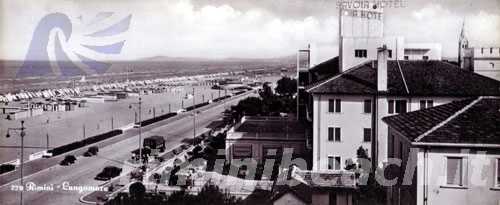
[308,56,340,83]
[307,60,500,97]
[383,97,500,145]
[271,167,356,203]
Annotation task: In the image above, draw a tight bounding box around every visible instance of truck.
[131,135,166,160]
[143,135,166,153]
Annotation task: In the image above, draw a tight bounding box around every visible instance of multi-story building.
[297,3,500,171]
[383,97,500,205]
[460,46,500,81]
[458,23,500,81]
[306,49,500,171]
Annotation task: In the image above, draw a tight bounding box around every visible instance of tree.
[129,182,146,200]
[356,146,369,160]
[275,77,297,97]
[233,97,263,116]
[259,82,273,100]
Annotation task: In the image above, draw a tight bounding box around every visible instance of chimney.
[377,45,388,92]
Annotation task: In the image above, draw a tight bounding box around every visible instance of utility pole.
[6,121,26,205]
[111,116,114,130]
[129,97,143,166]
[83,124,86,140]
[192,87,196,146]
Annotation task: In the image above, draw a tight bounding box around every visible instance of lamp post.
[192,87,196,146]
[6,120,26,205]
[129,97,143,165]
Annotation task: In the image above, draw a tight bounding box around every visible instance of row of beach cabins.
[0,73,228,120]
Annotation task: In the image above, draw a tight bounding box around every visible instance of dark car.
[94,166,122,181]
[143,136,166,153]
[88,146,99,155]
[60,155,77,166]
[84,146,99,157]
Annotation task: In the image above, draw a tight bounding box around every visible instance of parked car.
[94,166,122,181]
[84,146,99,157]
[60,155,77,166]
[88,146,99,155]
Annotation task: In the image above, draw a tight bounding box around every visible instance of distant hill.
[139,55,296,64]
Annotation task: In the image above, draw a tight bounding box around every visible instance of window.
[335,99,341,113]
[404,56,409,60]
[364,99,372,113]
[423,56,429,60]
[388,50,393,58]
[481,48,484,54]
[388,100,407,114]
[446,157,467,186]
[328,127,341,142]
[419,100,434,110]
[363,128,371,142]
[329,99,341,113]
[355,49,368,58]
[233,145,252,159]
[491,47,493,54]
[388,100,394,114]
[496,158,500,187]
[329,156,341,170]
[328,127,334,141]
[334,156,341,170]
[335,128,341,142]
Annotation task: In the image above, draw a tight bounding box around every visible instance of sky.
[0,0,499,62]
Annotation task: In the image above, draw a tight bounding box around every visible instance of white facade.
[470,47,500,81]
[312,95,373,170]
[387,127,500,205]
[403,43,442,61]
[340,36,405,71]
[312,94,460,170]
[415,148,500,205]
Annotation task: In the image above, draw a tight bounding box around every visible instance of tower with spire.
[458,20,473,71]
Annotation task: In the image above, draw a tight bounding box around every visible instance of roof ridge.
[306,60,371,92]
[414,97,483,142]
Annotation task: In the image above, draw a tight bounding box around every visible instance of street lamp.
[192,87,196,146]
[6,120,26,205]
[129,97,143,165]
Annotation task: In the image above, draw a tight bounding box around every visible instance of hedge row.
[140,94,237,127]
[0,164,15,175]
[212,95,231,103]
[234,91,246,95]
[185,102,210,111]
[48,129,123,156]
[140,112,177,127]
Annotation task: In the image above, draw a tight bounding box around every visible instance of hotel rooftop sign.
[336,0,407,20]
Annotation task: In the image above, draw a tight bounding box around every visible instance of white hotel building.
[299,4,500,171]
